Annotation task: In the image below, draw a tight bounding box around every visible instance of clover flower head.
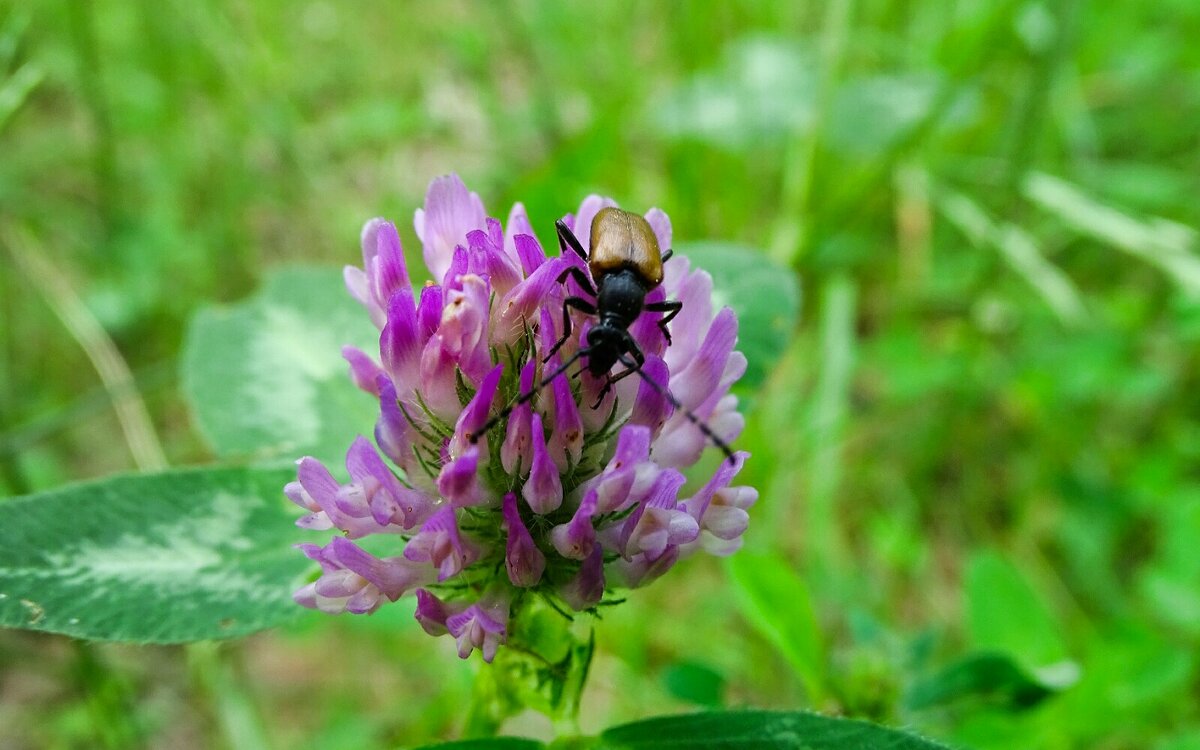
[291,173,752,662]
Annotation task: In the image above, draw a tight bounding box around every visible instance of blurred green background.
[2,1,1199,748]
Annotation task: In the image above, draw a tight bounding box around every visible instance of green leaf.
[675,242,801,388]
[905,651,1077,712]
[182,266,379,466]
[1138,493,1200,637]
[662,661,726,708]
[964,551,1066,669]
[598,710,951,749]
[726,553,826,701]
[412,740,545,750]
[0,466,310,643]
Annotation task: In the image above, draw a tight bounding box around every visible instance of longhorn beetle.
[471,207,735,462]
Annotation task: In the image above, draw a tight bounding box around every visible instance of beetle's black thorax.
[595,268,647,331]
[582,268,648,376]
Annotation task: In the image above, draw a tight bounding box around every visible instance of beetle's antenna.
[618,355,737,464]
[471,348,592,442]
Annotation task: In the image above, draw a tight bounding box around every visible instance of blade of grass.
[769,0,855,267]
[935,188,1089,327]
[72,641,147,750]
[3,225,168,472]
[1003,0,1083,194]
[188,643,274,750]
[1023,172,1200,296]
[0,62,41,134]
[805,275,857,577]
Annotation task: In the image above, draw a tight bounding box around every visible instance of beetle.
[544,207,681,383]
[472,207,735,462]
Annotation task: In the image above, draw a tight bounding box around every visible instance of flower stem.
[462,595,595,738]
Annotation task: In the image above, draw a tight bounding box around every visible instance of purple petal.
[610,547,680,589]
[501,360,537,475]
[571,195,618,256]
[547,358,584,472]
[681,451,748,521]
[702,505,750,541]
[559,545,605,611]
[447,599,508,663]
[550,489,598,560]
[416,174,487,282]
[343,264,374,324]
[293,581,320,610]
[503,492,546,587]
[437,446,490,508]
[418,334,462,419]
[486,217,504,251]
[297,538,427,614]
[629,282,668,357]
[346,435,433,529]
[695,484,758,554]
[629,355,674,437]
[285,480,316,512]
[514,233,545,276]
[343,346,384,396]
[359,217,384,272]
[417,284,444,341]
[495,256,567,345]
[381,287,421,393]
[620,470,694,561]
[467,225,522,295]
[414,588,453,636]
[403,505,479,580]
[579,367,615,432]
[369,220,411,311]
[451,363,503,455]
[436,274,492,385]
[374,376,415,476]
[296,457,340,508]
[522,412,563,514]
[668,306,738,411]
[661,269,714,370]
[442,244,469,292]
[327,536,423,600]
[583,425,651,513]
[504,203,535,268]
[644,208,672,255]
[313,568,364,598]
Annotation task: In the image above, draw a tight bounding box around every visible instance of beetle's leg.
[591,365,639,409]
[616,352,735,463]
[555,219,589,262]
[473,346,592,441]
[556,265,598,299]
[546,296,596,362]
[591,378,613,409]
[661,248,673,263]
[620,330,646,369]
[644,299,683,345]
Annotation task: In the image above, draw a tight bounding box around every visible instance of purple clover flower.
[291,174,753,663]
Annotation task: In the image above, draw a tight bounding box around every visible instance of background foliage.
[1,1,1198,748]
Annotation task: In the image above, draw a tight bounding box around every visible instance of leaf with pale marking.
[675,242,800,388]
[597,710,952,749]
[0,466,312,643]
[182,266,379,466]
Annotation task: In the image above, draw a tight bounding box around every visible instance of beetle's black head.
[584,324,625,376]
